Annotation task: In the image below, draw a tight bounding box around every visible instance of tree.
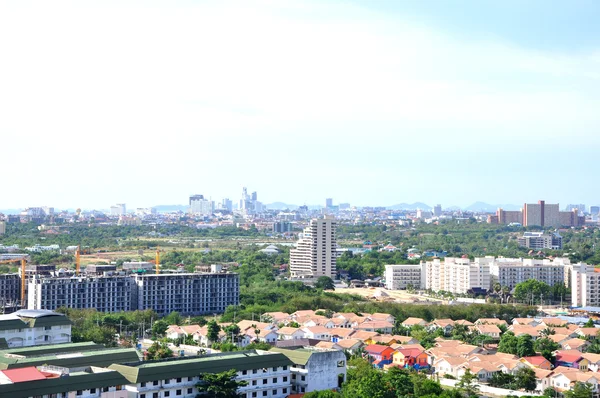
[224,324,241,344]
[384,367,414,397]
[498,331,519,355]
[514,367,537,392]
[146,341,173,360]
[152,320,169,338]
[206,320,221,346]
[540,327,555,338]
[411,372,443,397]
[534,338,560,362]
[516,334,536,358]
[315,276,335,290]
[456,369,480,398]
[564,382,594,398]
[584,318,595,328]
[513,279,550,304]
[163,311,182,326]
[489,371,516,389]
[304,391,343,398]
[196,369,248,398]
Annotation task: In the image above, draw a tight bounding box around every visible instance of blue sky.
[1,0,599,210]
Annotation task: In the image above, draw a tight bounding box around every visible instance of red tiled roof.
[523,356,548,365]
[1,367,47,383]
[365,344,392,354]
[556,353,584,363]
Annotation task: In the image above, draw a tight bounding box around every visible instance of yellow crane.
[155,246,161,274]
[0,257,28,305]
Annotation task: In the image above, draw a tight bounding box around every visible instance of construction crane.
[155,246,161,274]
[76,246,81,276]
[0,257,28,306]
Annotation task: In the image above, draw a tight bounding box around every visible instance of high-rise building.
[0,221,5,235]
[290,217,337,279]
[110,203,126,216]
[0,274,20,306]
[565,204,586,213]
[189,194,214,216]
[571,263,600,307]
[221,198,233,212]
[273,221,293,233]
[384,264,426,290]
[239,187,263,215]
[490,257,569,290]
[591,206,600,216]
[433,204,442,217]
[423,257,491,294]
[325,198,333,209]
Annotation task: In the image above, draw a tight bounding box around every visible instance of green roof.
[0,347,141,370]
[0,318,27,332]
[0,342,104,357]
[0,369,129,398]
[20,315,72,328]
[109,350,293,383]
[270,348,313,366]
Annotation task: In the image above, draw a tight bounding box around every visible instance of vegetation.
[146,341,173,360]
[196,369,248,398]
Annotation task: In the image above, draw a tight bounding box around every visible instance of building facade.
[384,264,426,290]
[189,195,214,216]
[490,257,569,290]
[290,217,337,279]
[0,309,71,348]
[572,263,600,307]
[518,231,563,250]
[0,221,5,235]
[424,257,491,294]
[28,276,134,312]
[0,274,20,307]
[132,273,240,316]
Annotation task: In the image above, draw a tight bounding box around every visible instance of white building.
[572,262,600,307]
[110,203,126,216]
[272,347,346,395]
[490,257,570,290]
[189,194,214,216]
[517,231,562,250]
[384,264,426,290]
[0,309,71,347]
[424,257,491,294]
[0,221,5,235]
[290,217,337,279]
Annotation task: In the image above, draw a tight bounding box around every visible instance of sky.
[1,0,600,210]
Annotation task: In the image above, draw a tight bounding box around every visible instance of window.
[272,378,277,383]
[141,382,146,387]
[272,367,277,372]
[262,392,267,397]
[165,392,170,397]
[76,391,82,396]
[283,366,287,370]
[242,370,247,375]
[141,395,146,398]
[252,380,257,386]
[301,376,306,381]
[176,377,182,383]
[153,381,159,386]
[90,389,96,394]
[283,388,288,394]
[283,377,288,382]
[273,390,277,395]
[165,379,170,384]
[263,379,267,384]
[252,393,257,398]
[153,394,159,398]
[253,369,257,374]
[176,390,182,396]
[187,388,193,394]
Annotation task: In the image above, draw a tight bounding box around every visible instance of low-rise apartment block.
[0,309,71,348]
[384,264,426,290]
[572,263,600,307]
[518,232,563,250]
[424,257,491,294]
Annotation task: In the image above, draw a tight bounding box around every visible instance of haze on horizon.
[1,0,599,210]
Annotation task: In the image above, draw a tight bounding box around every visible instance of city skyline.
[1,1,599,209]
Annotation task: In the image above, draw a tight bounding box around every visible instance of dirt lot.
[334,287,444,304]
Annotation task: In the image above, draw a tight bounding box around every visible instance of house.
[192,325,227,346]
[364,345,395,368]
[329,328,355,342]
[0,310,72,348]
[391,336,419,345]
[575,327,600,340]
[246,328,278,344]
[356,321,394,334]
[508,324,544,339]
[165,324,201,340]
[401,317,427,328]
[329,318,350,329]
[454,319,474,327]
[366,335,397,346]
[349,331,379,343]
[264,312,291,324]
[475,318,508,328]
[428,319,455,336]
[471,324,501,340]
[391,348,429,370]
[368,313,396,324]
[540,318,569,327]
[582,352,600,372]
[277,327,305,341]
[520,356,552,370]
[562,338,590,352]
[534,368,554,392]
[464,362,500,382]
[549,368,599,393]
[334,338,363,354]
[555,351,590,370]
[301,327,331,341]
[434,356,469,378]
[511,318,539,326]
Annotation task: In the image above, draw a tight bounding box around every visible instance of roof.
[402,317,426,326]
[364,344,393,355]
[335,339,363,349]
[556,353,584,363]
[522,356,549,366]
[0,342,105,358]
[13,310,63,319]
[110,350,292,383]
[0,347,141,370]
[1,366,47,383]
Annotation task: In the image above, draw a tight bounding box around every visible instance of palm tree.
[540,327,555,338]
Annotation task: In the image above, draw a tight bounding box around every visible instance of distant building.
[565,204,586,213]
[290,217,337,279]
[489,201,584,227]
[110,203,126,216]
[325,198,333,209]
[384,264,426,290]
[220,198,233,212]
[490,257,570,290]
[518,231,563,250]
[273,221,292,233]
[424,257,491,294]
[189,194,214,216]
[0,221,5,235]
[591,206,600,216]
[433,204,442,217]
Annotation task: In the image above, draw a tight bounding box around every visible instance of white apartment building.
[272,347,346,394]
[490,257,570,290]
[28,275,135,312]
[0,309,71,347]
[0,221,5,235]
[189,195,214,216]
[132,273,240,317]
[424,257,491,294]
[517,231,562,250]
[290,217,337,278]
[571,262,600,307]
[384,264,426,290]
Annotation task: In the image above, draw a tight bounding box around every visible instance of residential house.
[508,324,544,339]
[471,324,501,340]
[434,356,469,378]
[277,327,305,341]
[364,345,395,368]
[540,317,569,328]
[555,351,590,371]
[356,321,394,334]
[334,339,363,354]
[465,362,500,383]
[575,327,600,340]
[368,313,396,324]
[349,331,379,343]
[511,318,539,326]
[534,368,554,392]
[329,328,355,342]
[520,356,552,370]
[264,312,291,324]
[391,336,419,345]
[301,327,331,341]
[550,368,599,394]
[562,338,590,352]
[475,318,508,328]
[428,319,455,336]
[454,319,474,327]
[165,324,201,340]
[192,325,227,346]
[391,348,429,370]
[401,317,428,328]
[366,335,397,346]
[582,352,600,372]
